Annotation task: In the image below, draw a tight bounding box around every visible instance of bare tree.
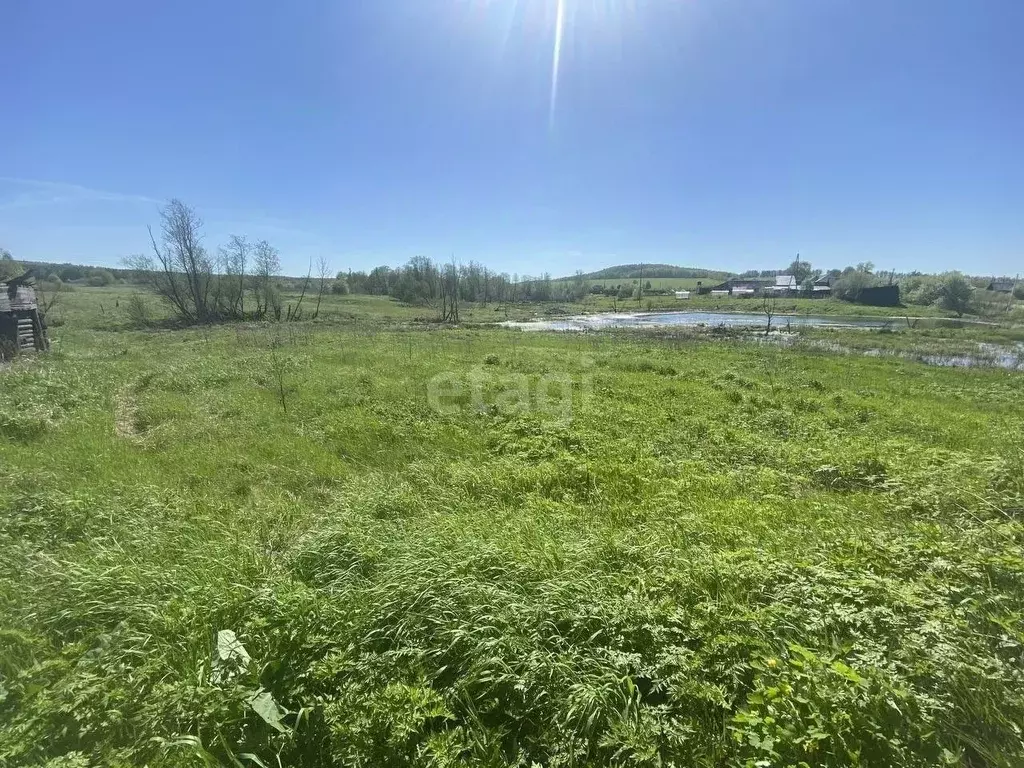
[313,256,330,320]
[287,260,313,322]
[252,240,281,320]
[439,257,460,323]
[35,278,64,323]
[125,199,214,323]
[762,293,778,336]
[220,235,250,319]
[268,336,290,413]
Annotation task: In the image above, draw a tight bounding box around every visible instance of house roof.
[988,280,1015,292]
[775,275,799,288]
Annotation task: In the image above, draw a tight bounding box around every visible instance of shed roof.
[0,283,38,313]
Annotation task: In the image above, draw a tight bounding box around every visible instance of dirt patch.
[114,389,140,439]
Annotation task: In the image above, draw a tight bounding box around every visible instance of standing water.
[505,311,908,331]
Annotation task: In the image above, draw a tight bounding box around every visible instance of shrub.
[0,248,22,281]
[87,269,116,287]
[126,294,152,327]
[902,276,943,306]
[832,271,877,302]
[936,272,974,317]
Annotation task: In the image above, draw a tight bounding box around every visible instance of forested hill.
[563,264,732,281]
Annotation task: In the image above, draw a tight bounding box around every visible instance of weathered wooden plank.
[0,283,39,313]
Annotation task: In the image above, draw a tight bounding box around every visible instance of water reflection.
[504,312,1022,370]
[505,311,982,332]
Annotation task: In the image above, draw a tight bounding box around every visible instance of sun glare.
[461,0,651,128]
[549,0,567,127]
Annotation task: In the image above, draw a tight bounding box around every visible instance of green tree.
[788,258,814,284]
[937,272,975,317]
[60,265,86,281]
[832,270,877,302]
[0,248,23,281]
[87,269,116,287]
[902,275,943,306]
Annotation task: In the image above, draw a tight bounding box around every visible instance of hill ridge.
[558,263,732,282]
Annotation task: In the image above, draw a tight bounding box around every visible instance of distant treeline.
[340,260,592,304]
[17,261,129,286]
[5,234,1019,322]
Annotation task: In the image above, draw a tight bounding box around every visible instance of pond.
[504,311,969,332]
[503,311,1022,370]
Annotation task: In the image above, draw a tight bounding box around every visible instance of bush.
[86,269,115,287]
[832,271,877,302]
[126,294,152,327]
[936,272,974,317]
[0,249,22,281]
[902,276,943,306]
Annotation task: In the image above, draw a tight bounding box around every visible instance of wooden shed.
[0,280,49,356]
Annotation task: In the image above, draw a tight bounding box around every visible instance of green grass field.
[2,288,1023,767]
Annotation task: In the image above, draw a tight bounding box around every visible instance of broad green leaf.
[248,690,288,733]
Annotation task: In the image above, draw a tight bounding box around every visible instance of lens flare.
[549,0,567,128]
[459,0,657,129]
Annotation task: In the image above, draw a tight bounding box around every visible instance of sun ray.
[549,0,567,129]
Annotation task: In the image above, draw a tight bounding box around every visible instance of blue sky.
[2,0,1022,277]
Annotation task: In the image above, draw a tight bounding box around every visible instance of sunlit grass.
[2,294,1023,766]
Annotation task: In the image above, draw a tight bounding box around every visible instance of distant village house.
[702,275,809,297]
[812,276,834,295]
[766,275,800,293]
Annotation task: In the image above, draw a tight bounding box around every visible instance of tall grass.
[1,312,1022,766]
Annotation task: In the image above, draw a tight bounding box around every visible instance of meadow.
[2,288,1023,767]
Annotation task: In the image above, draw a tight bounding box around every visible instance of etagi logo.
[427,359,594,424]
